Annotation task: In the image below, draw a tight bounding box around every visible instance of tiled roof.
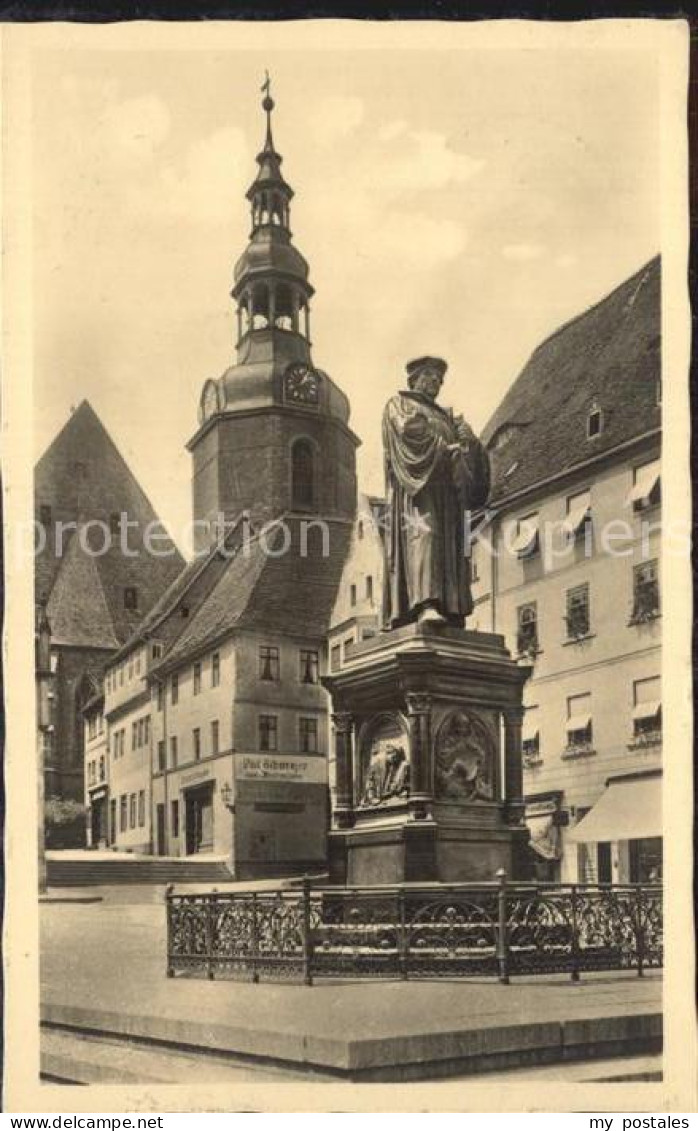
[482,256,661,505]
[156,517,352,672]
[35,401,184,648]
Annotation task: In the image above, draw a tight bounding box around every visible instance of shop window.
[259,714,278,752]
[259,645,280,681]
[299,716,319,753]
[565,584,590,640]
[631,560,660,623]
[299,649,319,684]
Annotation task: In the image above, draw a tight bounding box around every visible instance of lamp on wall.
[220,782,234,810]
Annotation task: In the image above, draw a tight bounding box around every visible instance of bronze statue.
[381,356,490,628]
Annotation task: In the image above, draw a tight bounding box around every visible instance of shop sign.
[235,753,325,784]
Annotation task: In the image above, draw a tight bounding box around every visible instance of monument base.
[323,621,533,886]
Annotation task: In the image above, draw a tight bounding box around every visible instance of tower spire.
[261,70,275,152]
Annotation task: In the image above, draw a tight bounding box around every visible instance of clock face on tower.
[284,363,320,405]
[202,381,219,421]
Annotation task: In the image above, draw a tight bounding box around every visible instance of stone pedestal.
[323,622,532,885]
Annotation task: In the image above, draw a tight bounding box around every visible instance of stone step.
[46,856,234,886]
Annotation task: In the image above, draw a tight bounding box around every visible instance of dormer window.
[587,403,604,439]
[124,587,138,611]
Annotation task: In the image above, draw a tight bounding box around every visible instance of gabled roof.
[35,400,184,648]
[483,256,661,505]
[153,517,353,673]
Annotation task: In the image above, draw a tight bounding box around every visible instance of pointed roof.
[35,401,185,649]
[483,256,661,504]
[150,517,353,674]
[246,79,293,200]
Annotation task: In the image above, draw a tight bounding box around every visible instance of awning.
[566,712,591,733]
[567,773,662,843]
[627,463,660,508]
[522,718,539,743]
[632,700,661,721]
[526,802,561,860]
[512,519,539,557]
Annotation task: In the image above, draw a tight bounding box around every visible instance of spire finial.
[261,71,275,150]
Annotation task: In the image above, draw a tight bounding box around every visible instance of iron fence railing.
[165,875,663,985]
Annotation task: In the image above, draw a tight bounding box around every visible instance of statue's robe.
[382,390,490,628]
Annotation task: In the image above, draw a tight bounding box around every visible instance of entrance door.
[185,784,214,854]
[109,799,117,845]
[156,804,166,856]
[91,798,107,847]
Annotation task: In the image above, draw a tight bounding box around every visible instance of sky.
[31,42,660,555]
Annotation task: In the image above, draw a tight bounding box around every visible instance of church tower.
[188,81,359,551]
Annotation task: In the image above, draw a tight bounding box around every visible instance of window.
[587,405,603,439]
[511,513,539,558]
[343,636,355,660]
[157,740,166,772]
[299,716,318,753]
[628,458,661,511]
[565,693,593,752]
[357,519,364,539]
[129,794,137,829]
[193,728,201,761]
[350,584,357,607]
[132,721,138,750]
[331,643,341,671]
[143,717,150,745]
[522,708,540,766]
[39,504,52,527]
[516,603,538,658]
[564,489,592,543]
[170,736,178,768]
[211,720,219,755]
[631,559,660,623]
[259,715,278,752]
[171,673,179,705]
[157,683,164,711]
[138,790,145,827]
[99,755,105,781]
[152,643,162,659]
[366,576,374,603]
[632,676,661,744]
[565,584,590,640]
[193,662,202,695]
[259,645,280,681]
[171,800,180,839]
[291,439,315,511]
[299,649,319,684]
[124,587,138,611]
[120,794,127,832]
[211,652,220,687]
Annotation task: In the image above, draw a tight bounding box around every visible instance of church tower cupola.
[189,78,359,552]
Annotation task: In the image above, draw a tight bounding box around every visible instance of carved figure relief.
[358,715,410,809]
[435,709,495,803]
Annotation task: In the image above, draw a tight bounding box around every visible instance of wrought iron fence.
[165,876,662,985]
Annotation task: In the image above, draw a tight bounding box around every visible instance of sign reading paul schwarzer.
[235,753,326,784]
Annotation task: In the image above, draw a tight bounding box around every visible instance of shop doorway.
[90,796,108,847]
[156,804,166,856]
[185,783,214,855]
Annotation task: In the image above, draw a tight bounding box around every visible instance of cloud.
[308,96,365,143]
[381,129,485,197]
[104,95,171,158]
[501,243,545,261]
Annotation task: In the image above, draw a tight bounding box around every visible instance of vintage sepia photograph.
[2,17,694,1114]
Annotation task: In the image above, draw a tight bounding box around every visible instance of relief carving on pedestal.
[358,715,410,809]
[435,709,495,803]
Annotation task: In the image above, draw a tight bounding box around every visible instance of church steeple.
[231,77,313,354]
[189,79,358,553]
